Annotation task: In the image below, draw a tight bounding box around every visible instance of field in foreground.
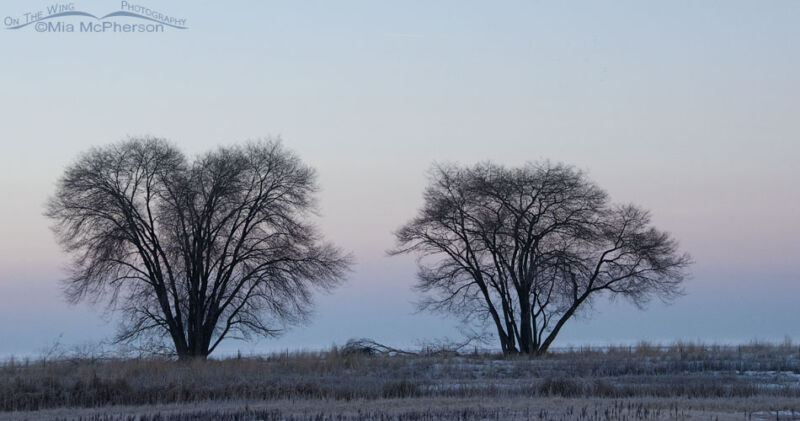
[1,342,799,420]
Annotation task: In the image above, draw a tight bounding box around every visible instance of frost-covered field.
[1,342,799,420]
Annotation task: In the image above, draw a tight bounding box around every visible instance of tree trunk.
[176,339,209,359]
[172,322,211,359]
[537,296,587,355]
[518,292,534,354]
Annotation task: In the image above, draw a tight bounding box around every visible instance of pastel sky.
[0,1,798,357]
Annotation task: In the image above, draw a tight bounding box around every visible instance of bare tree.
[391,162,691,355]
[46,137,351,358]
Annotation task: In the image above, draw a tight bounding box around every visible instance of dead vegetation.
[1,341,799,420]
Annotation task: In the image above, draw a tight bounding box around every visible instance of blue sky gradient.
[0,1,798,357]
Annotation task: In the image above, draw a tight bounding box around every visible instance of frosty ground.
[2,342,799,420]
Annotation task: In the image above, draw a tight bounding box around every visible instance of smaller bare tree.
[391,162,692,355]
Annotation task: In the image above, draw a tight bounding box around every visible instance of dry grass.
[4,397,800,421]
[1,341,799,420]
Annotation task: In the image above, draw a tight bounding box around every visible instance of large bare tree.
[391,162,691,355]
[46,137,350,358]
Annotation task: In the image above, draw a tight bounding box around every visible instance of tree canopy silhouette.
[46,137,350,358]
[391,162,691,355]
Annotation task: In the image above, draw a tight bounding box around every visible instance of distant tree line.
[47,138,690,358]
